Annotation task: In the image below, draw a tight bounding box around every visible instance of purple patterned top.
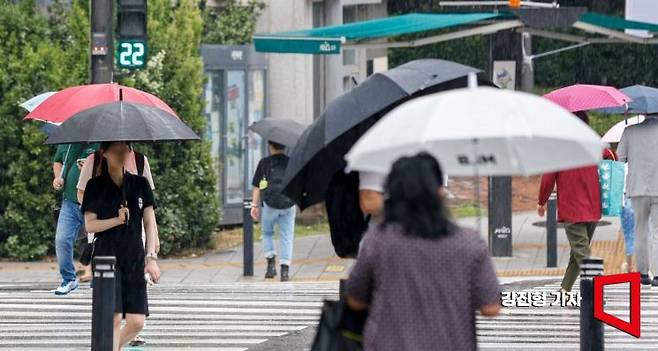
[346,223,501,351]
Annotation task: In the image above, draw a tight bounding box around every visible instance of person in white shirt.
[359,171,386,217]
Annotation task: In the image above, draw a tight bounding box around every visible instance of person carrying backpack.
[251,141,296,281]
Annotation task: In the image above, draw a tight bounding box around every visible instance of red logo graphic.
[593,272,641,338]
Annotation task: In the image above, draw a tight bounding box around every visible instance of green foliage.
[201,0,265,44]
[0,0,89,260]
[0,0,222,259]
[589,112,626,137]
[119,0,220,256]
[534,37,658,88]
[387,0,658,89]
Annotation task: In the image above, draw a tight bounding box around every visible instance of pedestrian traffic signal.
[116,0,147,69]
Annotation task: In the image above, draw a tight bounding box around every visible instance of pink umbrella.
[544,84,631,112]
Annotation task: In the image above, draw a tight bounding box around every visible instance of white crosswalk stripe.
[478,281,658,350]
[0,282,337,350]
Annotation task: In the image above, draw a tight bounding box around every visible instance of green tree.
[387,0,658,89]
[120,0,220,255]
[201,0,265,44]
[0,0,89,260]
[0,0,221,259]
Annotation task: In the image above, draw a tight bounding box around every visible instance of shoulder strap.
[135,152,145,176]
[62,144,88,185]
[606,149,617,161]
[263,157,272,180]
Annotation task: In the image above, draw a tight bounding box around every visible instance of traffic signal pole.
[90,0,114,84]
[90,1,114,350]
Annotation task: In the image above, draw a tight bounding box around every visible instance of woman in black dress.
[81,141,161,351]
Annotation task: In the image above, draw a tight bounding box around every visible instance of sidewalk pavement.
[0,212,625,284]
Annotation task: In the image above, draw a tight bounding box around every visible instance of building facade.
[203,0,388,224]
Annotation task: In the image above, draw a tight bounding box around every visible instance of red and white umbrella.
[24,83,176,124]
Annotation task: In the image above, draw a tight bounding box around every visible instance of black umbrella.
[283,59,492,210]
[39,122,59,137]
[249,118,306,147]
[45,101,200,144]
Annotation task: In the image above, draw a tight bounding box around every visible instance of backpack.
[261,157,295,209]
[92,150,145,177]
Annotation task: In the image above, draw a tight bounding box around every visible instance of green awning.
[580,12,658,33]
[253,13,505,55]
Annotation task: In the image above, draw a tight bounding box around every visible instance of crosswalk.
[477,279,658,350]
[0,281,338,350]
[5,278,658,350]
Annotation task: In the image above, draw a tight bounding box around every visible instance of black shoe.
[641,274,652,285]
[265,256,277,279]
[652,278,658,287]
[280,264,290,282]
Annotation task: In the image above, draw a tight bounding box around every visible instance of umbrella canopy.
[45,102,199,144]
[283,59,492,210]
[248,118,306,147]
[598,85,658,115]
[602,115,645,143]
[346,87,603,177]
[20,91,56,112]
[543,84,630,112]
[25,83,177,124]
[39,122,60,137]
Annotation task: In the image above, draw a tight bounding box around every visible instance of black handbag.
[79,233,95,266]
[310,299,367,351]
[52,206,60,231]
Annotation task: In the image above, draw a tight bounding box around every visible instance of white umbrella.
[19,91,57,112]
[602,115,645,143]
[346,86,603,234]
[345,87,603,177]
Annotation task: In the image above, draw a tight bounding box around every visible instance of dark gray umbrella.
[249,118,306,147]
[39,122,59,137]
[45,101,200,144]
[283,59,493,210]
[598,85,658,114]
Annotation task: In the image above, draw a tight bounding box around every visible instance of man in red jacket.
[537,111,604,293]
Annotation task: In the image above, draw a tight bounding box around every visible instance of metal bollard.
[92,256,116,351]
[546,193,558,267]
[243,199,254,277]
[339,279,347,300]
[580,256,604,351]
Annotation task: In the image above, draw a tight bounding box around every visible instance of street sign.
[116,39,147,69]
[254,37,342,55]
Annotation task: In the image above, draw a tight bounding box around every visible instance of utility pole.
[90,0,114,84]
[90,2,114,350]
[486,29,521,257]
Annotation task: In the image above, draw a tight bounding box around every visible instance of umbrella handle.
[122,167,127,222]
[472,138,482,237]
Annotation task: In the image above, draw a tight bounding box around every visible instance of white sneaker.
[54,280,79,296]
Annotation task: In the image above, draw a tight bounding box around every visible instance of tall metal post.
[580,256,605,351]
[90,0,114,84]
[546,193,558,267]
[91,256,116,351]
[90,2,114,350]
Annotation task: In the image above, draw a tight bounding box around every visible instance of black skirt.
[114,265,149,318]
